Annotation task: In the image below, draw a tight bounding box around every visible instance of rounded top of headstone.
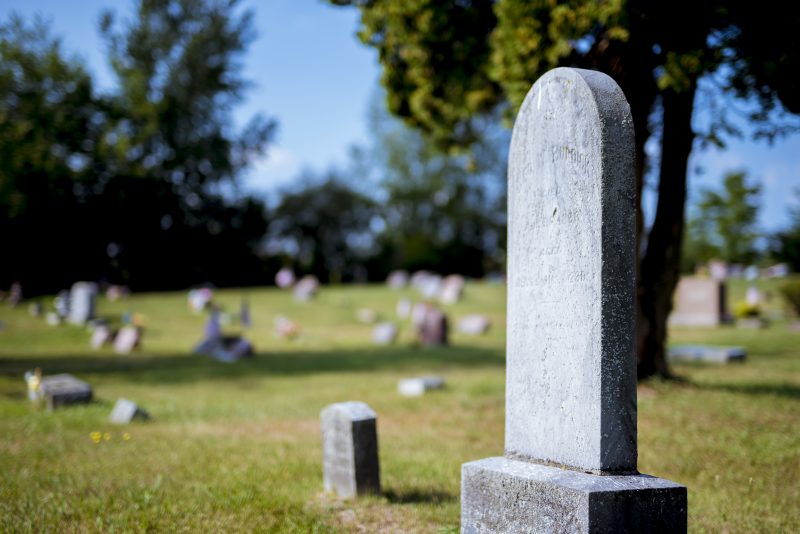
[320,401,376,421]
[516,67,631,134]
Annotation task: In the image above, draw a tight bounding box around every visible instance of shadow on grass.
[696,381,800,400]
[383,487,457,504]
[0,346,504,384]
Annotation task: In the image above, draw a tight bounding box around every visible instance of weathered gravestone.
[414,303,449,347]
[68,282,97,325]
[109,398,150,424]
[114,326,141,354]
[668,277,727,327]
[39,374,93,410]
[461,68,687,533]
[320,401,380,498]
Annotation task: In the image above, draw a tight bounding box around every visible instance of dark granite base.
[461,457,686,533]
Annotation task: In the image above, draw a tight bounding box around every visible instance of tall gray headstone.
[68,282,97,325]
[461,68,686,533]
[321,401,380,498]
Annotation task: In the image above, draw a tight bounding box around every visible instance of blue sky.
[2,0,799,233]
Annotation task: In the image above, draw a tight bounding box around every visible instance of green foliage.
[331,0,800,378]
[683,171,761,269]
[0,16,106,290]
[0,2,276,293]
[99,0,275,194]
[490,0,629,113]
[369,105,507,276]
[332,0,501,147]
[770,189,800,272]
[269,174,380,283]
[779,281,800,317]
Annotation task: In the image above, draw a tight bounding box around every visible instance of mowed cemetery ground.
[1,279,798,532]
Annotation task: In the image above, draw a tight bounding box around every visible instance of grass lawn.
[0,280,798,532]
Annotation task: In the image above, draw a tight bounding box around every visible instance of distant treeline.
[0,5,507,295]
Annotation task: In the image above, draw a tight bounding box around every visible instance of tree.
[682,171,761,270]
[96,0,276,289]
[0,16,107,293]
[268,174,380,283]
[770,188,800,272]
[329,0,800,378]
[367,103,507,277]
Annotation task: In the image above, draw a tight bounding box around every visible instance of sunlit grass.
[0,280,798,532]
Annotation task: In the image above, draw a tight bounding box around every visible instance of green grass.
[0,281,798,532]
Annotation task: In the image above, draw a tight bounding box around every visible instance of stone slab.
[321,401,380,498]
[40,374,92,410]
[668,345,746,364]
[109,398,150,424]
[505,67,637,473]
[461,457,686,534]
[398,375,445,397]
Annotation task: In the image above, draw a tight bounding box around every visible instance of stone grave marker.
[668,345,746,364]
[68,282,97,325]
[386,270,409,289]
[415,303,448,347]
[398,375,445,397]
[275,267,296,288]
[114,326,141,354]
[109,398,150,424]
[39,374,92,410]
[193,335,254,362]
[371,322,398,345]
[461,68,686,533]
[439,274,465,304]
[321,401,380,498]
[457,314,491,335]
[668,277,727,326]
[293,275,319,302]
[91,325,113,349]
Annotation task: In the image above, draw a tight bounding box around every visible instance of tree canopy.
[0,1,275,293]
[683,171,761,270]
[330,0,800,378]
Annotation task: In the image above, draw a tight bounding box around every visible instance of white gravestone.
[109,398,150,424]
[461,68,686,533]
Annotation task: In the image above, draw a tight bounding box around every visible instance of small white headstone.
[457,315,491,335]
[398,375,445,397]
[91,326,112,349]
[109,398,150,424]
[114,326,140,355]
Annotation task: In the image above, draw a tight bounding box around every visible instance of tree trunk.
[637,82,697,379]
